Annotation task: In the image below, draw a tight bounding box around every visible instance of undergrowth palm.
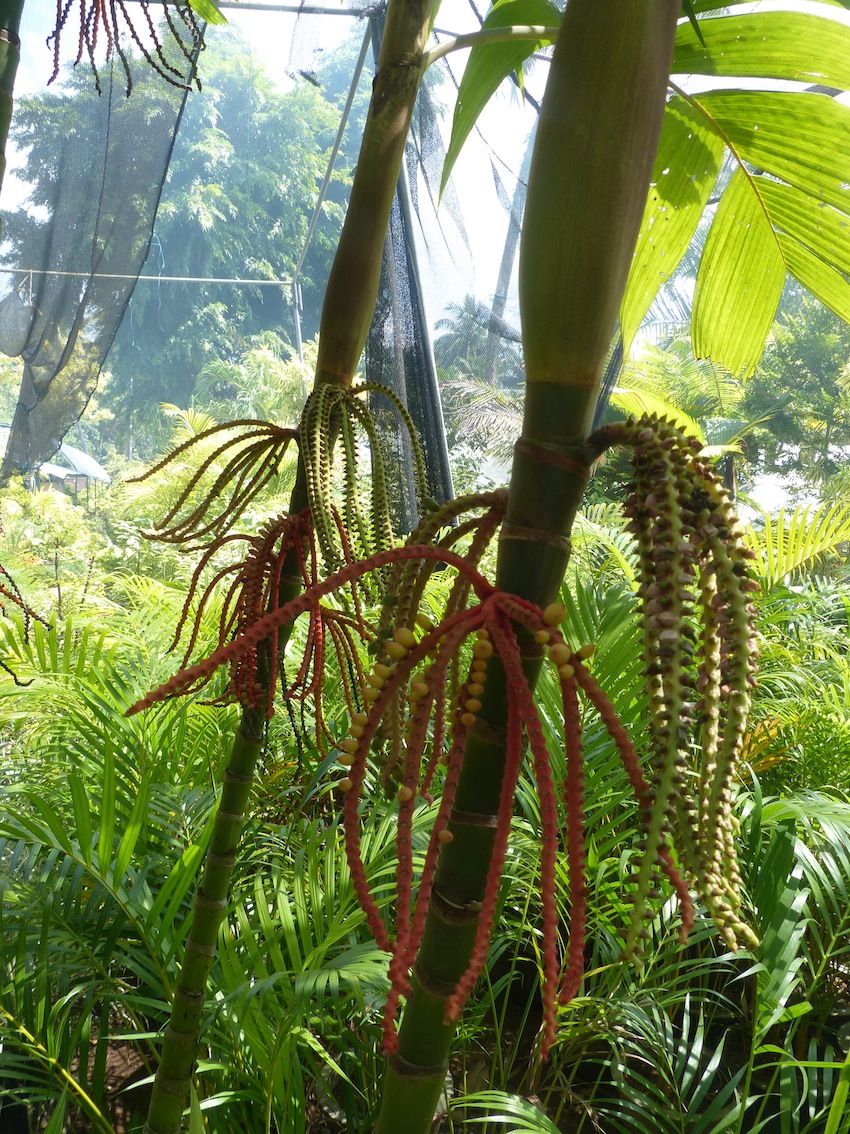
[441,573,850,1133]
[3,513,850,1130]
[2,423,850,1133]
[0,607,232,1127]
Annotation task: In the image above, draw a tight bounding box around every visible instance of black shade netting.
[363,21,465,533]
[0,0,200,481]
[366,183,455,535]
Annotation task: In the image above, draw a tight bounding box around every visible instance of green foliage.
[741,293,850,498]
[439,0,559,194]
[3,29,349,459]
[445,1,850,377]
[0,612,230,1127]
[194,338,313,427]
[745,503,850,587]
[3,536,850,1130]
[435,295,524,476]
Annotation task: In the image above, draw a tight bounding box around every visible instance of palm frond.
[611,386,706,444]
[745,503,850,586]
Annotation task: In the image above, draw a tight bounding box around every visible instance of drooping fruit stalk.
[375,5,680,1131]
[47,0,203,95]
[135,410,760,1134]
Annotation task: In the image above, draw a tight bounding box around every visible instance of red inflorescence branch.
[126,543,494,718]
[50,0,205,95]
[132,486,753,1059]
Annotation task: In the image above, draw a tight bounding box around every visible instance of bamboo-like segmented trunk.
[144,712,265,1134]
[0,0,24,218]
[375,5,679,1132]
[315,1,435,387]
[145,4,437,1131]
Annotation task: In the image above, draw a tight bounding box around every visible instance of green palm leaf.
[453,1090,561,1132]
[443,3,850,374]
[745,503,850,586]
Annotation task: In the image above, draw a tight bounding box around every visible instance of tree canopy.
[3,26,355,455]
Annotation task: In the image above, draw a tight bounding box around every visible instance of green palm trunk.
[0,0,24,213]
[375,4,679,1131]
[145,3,439,1130]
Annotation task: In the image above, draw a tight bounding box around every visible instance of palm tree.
[43,3,850,1132]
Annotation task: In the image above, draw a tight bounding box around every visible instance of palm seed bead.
[340,739,359,753]
[577,643,596,660]
[558,662,575,679]
[467,682,485,697]
[338,753,356,767]
[338,778,353,792]
[472,639,494,660]
[351,712,368,727]
[416,613,436,633]
[465,698,482,713]
[363,685,381,702]
[460,711,477,727]
[543,602,567,626]
[385,640,408,660]
[349,724,364,738]
[471,658,488,675]
[549,643,571,666]
[367,672,385,689]
[394,627,417,650]
[438,830,453,844]
[397,785,414,803]
[535,629,551,644]
[409,680,429,700]
[374,663,394,680]
[475,628,490,639]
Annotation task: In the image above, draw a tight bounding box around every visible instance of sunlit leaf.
[696,90,850,215]
[745,503,850,586]
[776,235,850,325]
[187,0,228,25]
[753,178,850,321]
[621,96,724,349]
[441,0,560,193]
[456,1090,561,1131]
[610,387,705,443]
[680,0,708,51]
[693,166,784,377]
[673,10,850,90]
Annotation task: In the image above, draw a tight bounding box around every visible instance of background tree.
[433,295,524,477]
[2,27,350,457]
[741,290,850,501]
